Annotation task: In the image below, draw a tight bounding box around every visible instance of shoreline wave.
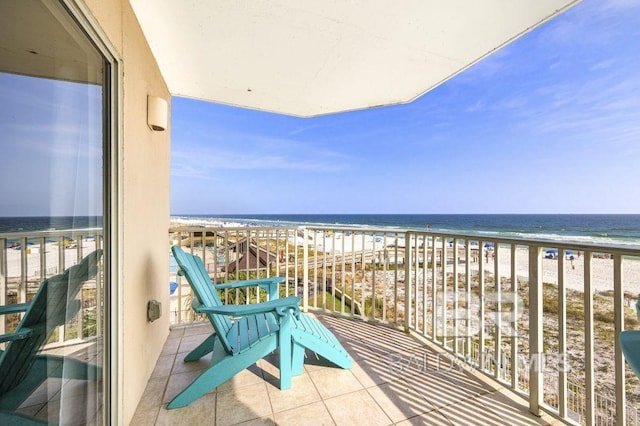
[170,214,640,249]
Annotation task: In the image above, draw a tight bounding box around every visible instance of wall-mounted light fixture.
[147,95,168,131]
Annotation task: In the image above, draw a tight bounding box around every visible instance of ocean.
[172,214,640,248]
[0,216,102,234]
[1,214,639,248]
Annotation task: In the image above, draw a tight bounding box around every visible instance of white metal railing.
[169,225,640,425]
[0,229,103,348]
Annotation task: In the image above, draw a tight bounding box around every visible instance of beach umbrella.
[546,249,558,254]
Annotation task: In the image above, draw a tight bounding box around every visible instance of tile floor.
[132,314,559,425]
[13,341,103,425]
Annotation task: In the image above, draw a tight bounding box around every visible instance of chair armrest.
[0,302,30,316]
[196,296,300,318]
[0,328,32,343]
[215,277,285,300]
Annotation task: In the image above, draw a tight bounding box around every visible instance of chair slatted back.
[0,249,102,396]
[171,246,234,354]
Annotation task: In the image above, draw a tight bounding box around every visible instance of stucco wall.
[81,0,171,424]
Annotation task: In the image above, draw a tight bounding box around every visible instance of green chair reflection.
[0,249,103,412]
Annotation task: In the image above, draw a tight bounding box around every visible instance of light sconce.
[147,95,168,131]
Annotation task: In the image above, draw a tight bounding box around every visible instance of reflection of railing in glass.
[0,229,104,348]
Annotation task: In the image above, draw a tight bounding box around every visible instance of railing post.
[404,231,412,333]
[558,248,567,418]
[465,241,472,360]
[431,235,437,339]
[510,244,518,390]
[584,251,595,425]
[0,238,6,338]
[303,227,309,313]
[20,236,27,304]
[529,245,543,416]
[479,240,485,370]
[614,254,626,425]
[453,239,459,354]
[494,242,501,380]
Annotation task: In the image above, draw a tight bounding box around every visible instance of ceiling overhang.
[129,0,581,117]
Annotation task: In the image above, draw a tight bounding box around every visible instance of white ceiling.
[0,0,103,85]
[129,0,581,117]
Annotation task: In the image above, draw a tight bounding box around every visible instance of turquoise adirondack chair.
[0,249,103,412]
[169,245,352,409]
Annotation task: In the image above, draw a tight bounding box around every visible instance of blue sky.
[0,75,103,217]
[171,0,640,215]
[1,1,638,217]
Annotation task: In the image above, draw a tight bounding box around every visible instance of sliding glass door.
[0,1,111,423]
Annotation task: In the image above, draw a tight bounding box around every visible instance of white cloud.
[171,134,350,179]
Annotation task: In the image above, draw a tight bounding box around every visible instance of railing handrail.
[170,225,640,256]
[0,228,103,239]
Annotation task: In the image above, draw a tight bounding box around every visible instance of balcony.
[2,225,640,424]
[132,313,553,425]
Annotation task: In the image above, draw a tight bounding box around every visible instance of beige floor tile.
[473,390,551,426]
[183,324,214,336]
[366,333,426,356]
[172,352,212,375]
[235,415,276,425]
[308,367,363,399]
[350,355,405,388]
[152,353,177,379]
[395,411,454,425]
[406,371,476,410]
[128,408,159,426]
[16,403,45,417]
[155,393,216,425]
[256,355,280,382]
[404,361,499,411]
[33,391,101,426]
[274,401,335,426]
[161,338,181,356]
[302,354,349,374]
[265,373,321,413]
[216,382,272,426]
[367,381,435,423]
[168,327,186,339]
[178,334,211,354]
[438,394,515,426]
[217,364,266,392]
[337,337,382,362]
[324,389,391,426]
[163,370,206,405]
[124,317,557,425]
[53,378,101,401]
[134,376,168,414]
[19,379,64,407]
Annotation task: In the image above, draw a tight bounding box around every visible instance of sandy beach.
[168,221,640,297]
[492,246,640,296]
[304,231,640,296]
[4,238,101,281]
